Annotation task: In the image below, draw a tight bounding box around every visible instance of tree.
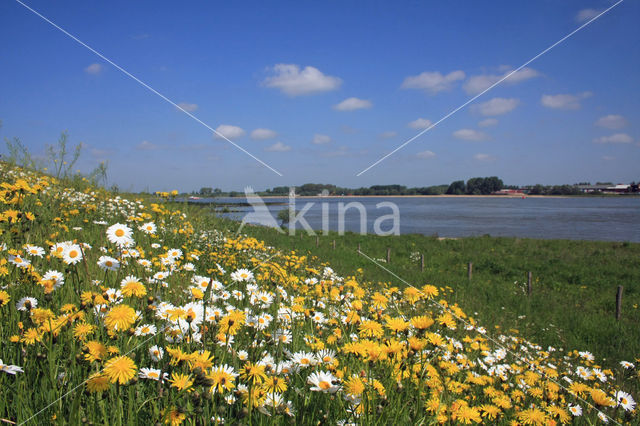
[446,180,466,195]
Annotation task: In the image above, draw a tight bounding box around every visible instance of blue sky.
[0,0,638,192]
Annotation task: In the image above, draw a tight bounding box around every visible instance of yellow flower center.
[319,381,331,390]
[115,229,125,237]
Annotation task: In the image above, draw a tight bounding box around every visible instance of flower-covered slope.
[0,164,637,425]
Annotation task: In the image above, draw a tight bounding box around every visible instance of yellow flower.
[0,290,10,306]
[517,408,548,425]
[104,304,137,331]
[86,372,111,393]
[359,320,384,338]
[169,373,194,392]
[73,323,96,341]
[103,356,137,384]
[411,315,435,330]
[120,276,147,298]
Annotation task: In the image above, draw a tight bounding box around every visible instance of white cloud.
[478,118,498,127]
[595,114,627,129]
[263,64,342,96]
[463,67,539,94]
[379,131,397,139]
[312,133,332,145]
[576,8,602,23]
[474,153,495,161]
[593,133,633,144]
[213,124,245,140]
[137,140,157,150]
[408,118,432,130]
[401,70,465,94]
[602,156,615,161]
[473,97,519,116]
[250,128,277,140]
[453,129,488,141]
[84,63,103,75]
[265,141,292,152]
[333,97,372,111]
[177,102,198,112]
[540,92,592,110]
[416,150,436,159]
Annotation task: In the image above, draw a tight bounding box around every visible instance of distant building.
[575,184,631,193]
[492,189,527,195]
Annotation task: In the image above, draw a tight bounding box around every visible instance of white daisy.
[307,371,340,393]
[106,223,134,246]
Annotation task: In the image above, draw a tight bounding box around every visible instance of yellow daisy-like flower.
[359,320,384,338]
[517,408,548,425]
[73,323,96,341]
[120,276,147,298]
[169,373,194,392]
[104,304,137,331]
[84,340,108,362]
[411,315,435,330]
[86,372,111,393]
[0,290,11,306]
[103,356,137,384]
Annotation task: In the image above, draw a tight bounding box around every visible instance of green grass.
[180,203,640,366]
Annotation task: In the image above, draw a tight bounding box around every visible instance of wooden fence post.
[357,243,361,253]
[387,247,391,264]
[616,286,623,320]
[527,271,532,296]
[421,253,424,272]
[467,262,472,280]
[332,240,336,250]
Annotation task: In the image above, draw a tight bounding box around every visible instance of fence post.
[332,240,336,250]
[421,253,424,272]
[527,271,532,296]
[616,286,623,320]
[357,242,361,253]
[467,262,472,280]
[387,247,391,264]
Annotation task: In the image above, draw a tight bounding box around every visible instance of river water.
[190,196,640,242]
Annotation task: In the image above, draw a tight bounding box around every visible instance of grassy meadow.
[0,164,638,425]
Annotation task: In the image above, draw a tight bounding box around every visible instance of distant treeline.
[194,177,639,197]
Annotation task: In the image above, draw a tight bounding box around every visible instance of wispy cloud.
[265,141,292,152]
[464,67,539,95]
[602,155,615,161]
[263,64,342,96]
[473,153,495,161]
[84,63,103,75]
[595,114,627,129]
[401,70,465,94]
[333,97,372,111]
[593,133,633,144]
[473,97,519,116]
[213,124,245,140]
[478,118,498,127]
[379,131,397,139]
[312,133,332,145]
[453,129,488,141]
[177,102,198,112]
[416,150,436,159]
[136,140,158,151]
[540,92,592,110]
[407,118,432,129]
[250,128,277,140]
[576,8,602,23]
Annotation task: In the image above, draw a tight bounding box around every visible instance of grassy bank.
[180,203,640,365]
